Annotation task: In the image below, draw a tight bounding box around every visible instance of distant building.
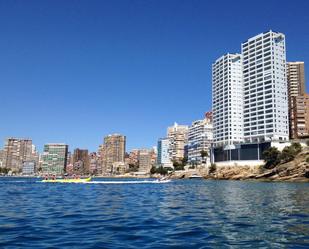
[2,138,33,172]
[188,113,213,165]
[89,152,99,175]
[112,162,128,174]
[42,143,68,175]
[291,94,309,138]
[167,123,188,162]
[22,161,35,175]
[138,149,152,173]
[100,134,126,174]
[287,62,306,105]
[73,148,89,174]
[157,138,172,167]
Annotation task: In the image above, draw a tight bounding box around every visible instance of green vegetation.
[150,166,168,175]
[306,157,309,163]
[209,163,216,174]
[306,140,309,146]
[263,143,303,169]
[126,164,139,173]
[172,157,188,171]
[0,167,11,174]
[263,147,281,169]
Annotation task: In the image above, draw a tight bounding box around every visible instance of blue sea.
[0,177,308,248]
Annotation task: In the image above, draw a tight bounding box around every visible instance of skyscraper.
[242,30,289,142]
[101,134,126,174]
[287,62,306,102]
[167,123,188,162]
[212,54,244,148]
[42,143,68,175]
[2,138,33,172]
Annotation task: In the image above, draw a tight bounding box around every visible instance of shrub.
[291,142,302,154]
[263,147,281,169]
[280,146,296,163]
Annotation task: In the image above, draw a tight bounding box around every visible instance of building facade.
[242,30,289,143]
[287,62,306,139]
[187,113,213,164]
[2,138,33,172]
[22,161,36,175]
[157,138,172,167]
[167,123,188,162]
[212,53,244,148]
[137,149,152,173]
[100,134,126,174]
[291,94,309,138]
[42,143,68,175]
[73,148,89,174]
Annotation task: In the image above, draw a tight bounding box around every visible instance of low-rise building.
[22,161,36,175]
[42,143,68,175]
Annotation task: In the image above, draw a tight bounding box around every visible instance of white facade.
[212,54,244,148]
[157,138,172,166]
[187,117,213,164]
[242,31,289,142]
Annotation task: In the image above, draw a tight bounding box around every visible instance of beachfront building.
[100,134,126,174]
[73,148,89,174]
[212,53,244,149]
[137,149,152,173]
[187,112,213,165]
[42,143,68,175]
[167,123,188,162]
[291,94,309,138]
[22,161,36,175]
[157,138,172,167]
[242,30,289,143]
[2,138,33,172]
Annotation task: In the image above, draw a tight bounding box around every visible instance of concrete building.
[157,138,172,167]
[2,138,33,172]
[242,30,289,142]
[212,54,244,148]
[291,94,309,138]
[22,161,35,175]
[187,113,213,165]
[100,134,126,174]
[287,62,307,138]
[73,148,89,174]
[167,123,188,162]
[89,152,99,175]
[137,149,152,173]
[42,143,68,175]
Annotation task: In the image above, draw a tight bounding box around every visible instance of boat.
[189,174,203,179]
[42,177,92,183]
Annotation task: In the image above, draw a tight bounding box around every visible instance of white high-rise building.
[167,123,188,162]
[242,30,289,142]
[212,53,244,148]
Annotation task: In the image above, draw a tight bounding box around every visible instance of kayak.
[42,177,92,183]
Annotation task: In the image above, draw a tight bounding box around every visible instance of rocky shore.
[168,147,309,182]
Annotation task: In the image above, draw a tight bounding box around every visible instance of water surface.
[0,177,308,248]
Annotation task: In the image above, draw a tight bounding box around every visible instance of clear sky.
[0,0,308,152]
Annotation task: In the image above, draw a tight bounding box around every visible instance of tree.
[209,163,216,174]
[150,166,157,174]
[263,147,281,169]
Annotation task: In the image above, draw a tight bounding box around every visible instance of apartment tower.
[242,31,289,143]
[212,53,244,148]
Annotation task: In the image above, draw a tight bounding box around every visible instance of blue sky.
[0,0,308,152]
